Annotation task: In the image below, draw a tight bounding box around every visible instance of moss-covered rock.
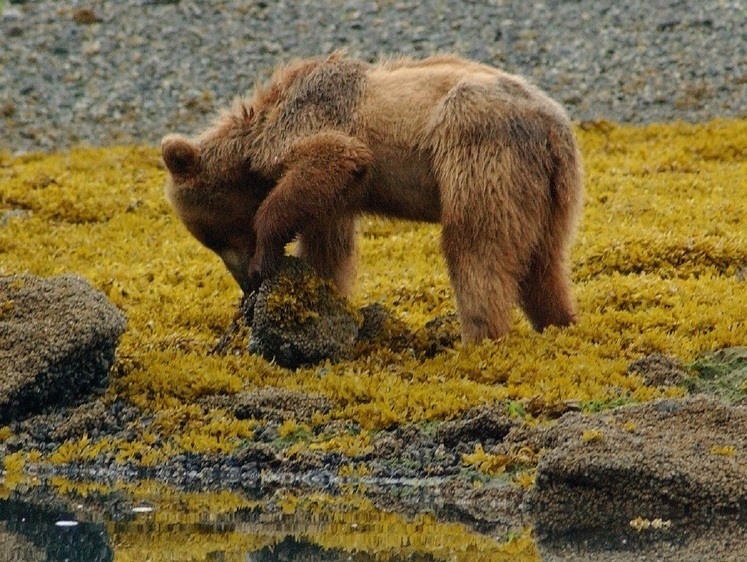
[242,266,459,369]
[247,257,361,369]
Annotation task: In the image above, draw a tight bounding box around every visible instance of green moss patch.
[686,347,747,402]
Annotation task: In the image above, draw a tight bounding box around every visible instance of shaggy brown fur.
[162,53,584,344]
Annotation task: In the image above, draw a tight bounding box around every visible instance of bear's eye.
[186,222,226,254]
[199,231,226,253]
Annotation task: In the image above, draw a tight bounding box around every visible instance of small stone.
[2,8,23,22]
[71,8,102,25]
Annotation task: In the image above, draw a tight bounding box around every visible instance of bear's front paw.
[245,267,264,295]
[248,250,283,290]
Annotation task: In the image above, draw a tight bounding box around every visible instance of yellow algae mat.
[1,119,746,466]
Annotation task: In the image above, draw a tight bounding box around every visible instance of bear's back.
[362,55,568,142]
[252,56,369,163]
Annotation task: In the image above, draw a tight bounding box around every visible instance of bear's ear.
[161,134,199,176]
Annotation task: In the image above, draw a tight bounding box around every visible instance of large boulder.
[527,396,747,537]
[0,274,126,423]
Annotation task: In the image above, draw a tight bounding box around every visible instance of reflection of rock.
[247,257,360,369]
[537,518,747,562]
[0,527,44,562]
[527,397,747,538]
[0,496,113,562]
[537,520,747,562]
[246,535,357,562]
[0,275,127,424]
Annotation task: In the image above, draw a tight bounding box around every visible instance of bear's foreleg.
[294,216,358,297]
[248,131,373,291]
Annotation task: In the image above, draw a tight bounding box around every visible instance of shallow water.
[0,480,537,562]
[3,479,746,562]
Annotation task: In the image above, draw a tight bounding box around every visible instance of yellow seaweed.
[0,119,745,465]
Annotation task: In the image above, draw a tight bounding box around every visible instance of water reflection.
[5,479,744,561]
[0,497,111,561]
[0,482,537,562]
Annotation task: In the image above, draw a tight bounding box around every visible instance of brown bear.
[162,53,584,344]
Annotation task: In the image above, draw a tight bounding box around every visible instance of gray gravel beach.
[1,0,745,154]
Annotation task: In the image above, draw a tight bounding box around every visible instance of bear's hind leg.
[441,223,520,344]
[519,247,577,332]
[518,132,582,332]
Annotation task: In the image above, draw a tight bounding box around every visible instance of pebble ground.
[1,0,745,153]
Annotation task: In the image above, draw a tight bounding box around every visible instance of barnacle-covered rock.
[248,257,361,369]
[436,405,516,448]
[0,274,127,424]
[356,304,459,357]
[527,396,747,537]
[356,302,418,352]
[200,386,334,423]
[627,352,691,387]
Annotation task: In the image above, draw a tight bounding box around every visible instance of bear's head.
[161,104,273,293]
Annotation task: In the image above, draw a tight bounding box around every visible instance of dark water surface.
[0,479,536,562]
[2,478,746,562]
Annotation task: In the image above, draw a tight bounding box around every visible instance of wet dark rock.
[0,274,127,424]
[527,396,747,537]
[436,405,516,448]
